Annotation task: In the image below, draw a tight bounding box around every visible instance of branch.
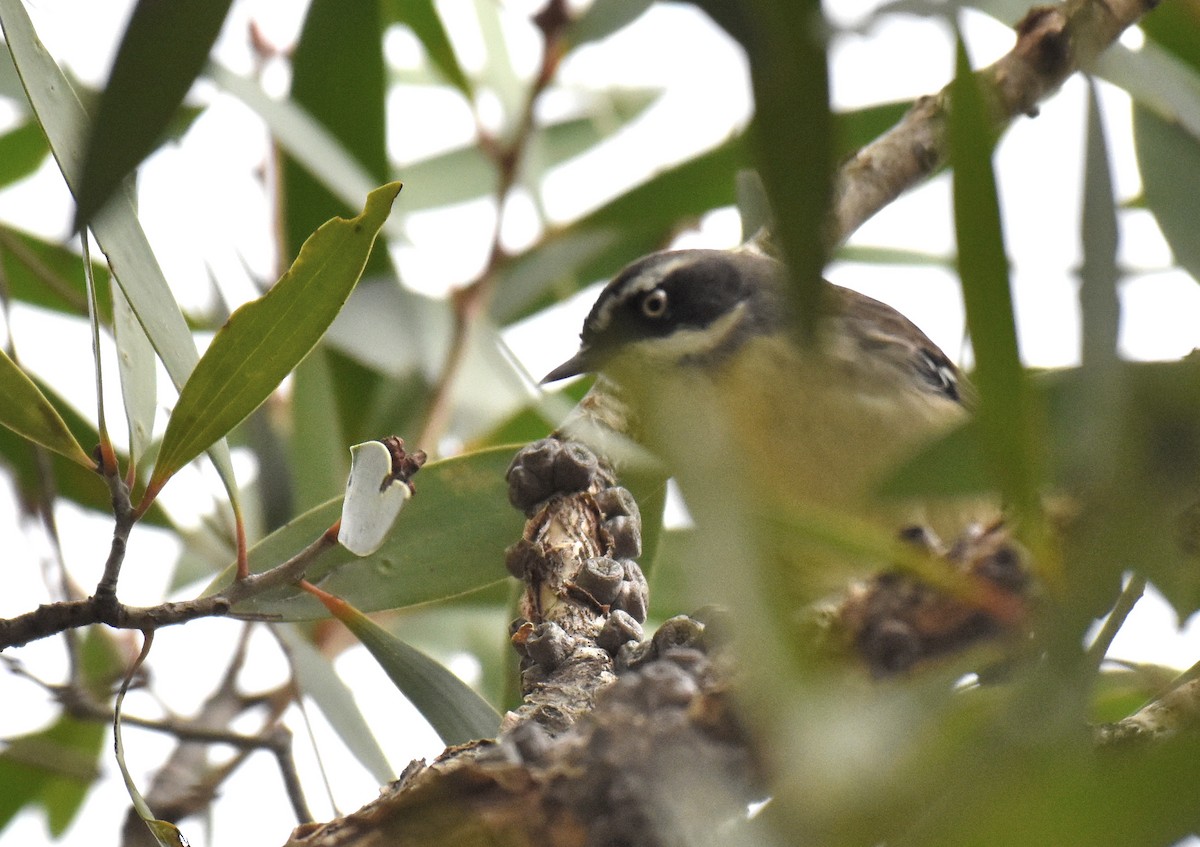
[829,0,1157,246]
[0,521,339,650]
[281,437,758,847]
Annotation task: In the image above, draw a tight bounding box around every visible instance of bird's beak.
[541,347,594,384]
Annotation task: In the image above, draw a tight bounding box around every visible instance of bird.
[541,247,983,560]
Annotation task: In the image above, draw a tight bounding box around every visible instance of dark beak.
[541,348,595,384]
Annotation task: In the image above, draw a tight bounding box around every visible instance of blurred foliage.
[0,0,1197,844]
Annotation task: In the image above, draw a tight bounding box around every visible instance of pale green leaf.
[74,0,234,227]
[112,279,157,464]
[320,592,501,746]
[949,34,1043,523]
[0,0,241,504]
[274,624,395,785]
[211,447,522,620]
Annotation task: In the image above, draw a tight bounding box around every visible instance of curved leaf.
[0,0,242,506]
[384,0,472,96]
[147,182,402,494]
[213,446,523,620]
[309,584,501,746]
[112,280,156,465]
[949,35,1043,525]
[0,119,47,188]
[275,623,395,784]
[1135,104,1200,285]
[285,0,387,266]
[0,347,94,468]
[73,0,235,227]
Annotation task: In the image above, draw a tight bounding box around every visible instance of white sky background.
[1,0,1200,844]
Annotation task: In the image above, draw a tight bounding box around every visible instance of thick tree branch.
[830,0,1158,246]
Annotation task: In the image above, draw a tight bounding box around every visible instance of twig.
[0,522,340,650]
[415,0,569,450]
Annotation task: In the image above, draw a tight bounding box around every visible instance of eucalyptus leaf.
[0,716,105,835]
[0,0,242,507]
[0,347,95,468]
[1134,104,1200,286]
[948,34,1043,525]
[275,623,395,785]
[147,182,402,496]
[112,279,156,466]
[73,0,234,227]
[384,0,472,96]
[312,587,501,746]
[213,446,523,620]
[0,119,47,188]
[285,0,387,266]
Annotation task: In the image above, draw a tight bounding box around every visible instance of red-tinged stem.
[234,508,249,581]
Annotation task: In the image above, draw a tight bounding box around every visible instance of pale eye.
[641,289,668,319]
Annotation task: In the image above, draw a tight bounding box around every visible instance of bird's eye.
[641,289,668,319]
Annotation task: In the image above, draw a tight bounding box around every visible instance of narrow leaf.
[0,347,95,467]
[112,278,157,465]
[695,0,831,339]
[284,0,387,266]
[114,633,191,847]
[148,182,402,493]
[0,119,47,188]
[274,624,395,785]
[384,0,472,96]
[0,0,242,506]
[948,34,1043,525]
[307,583,502,746]
[73,0,234,227]
[211,64,401,241]
[1135,104,1200,285]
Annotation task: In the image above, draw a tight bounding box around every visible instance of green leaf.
[289,349,352,513]
[284,0,387,267]
[491,137,748,324]
[0,119,47,188]
[112,278,157,465]
[274,623,395,785]
[568,0,653,46]
[1140,0,1200,77]
[383,0,472,96]
[948,35,1043,525]
[213,446,523,620]
[1135,104,1200,285]
[0,0,242,507]
[0,378,171,524]
[0,716,105,835]
[73,0,235,227]
[312,586,501,746]
[694,0,831,338]
[0,224,110,319]
[210,64,399,242]
[0,347,95,468]
[148,182,402,494]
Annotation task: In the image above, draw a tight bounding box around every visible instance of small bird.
[542,248,979,549]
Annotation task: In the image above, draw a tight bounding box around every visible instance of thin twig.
[0,523,340,650]
[416,0,569,450]
[1085,574,1146,670]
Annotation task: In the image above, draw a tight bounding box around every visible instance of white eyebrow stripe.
[590,255,693,333]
